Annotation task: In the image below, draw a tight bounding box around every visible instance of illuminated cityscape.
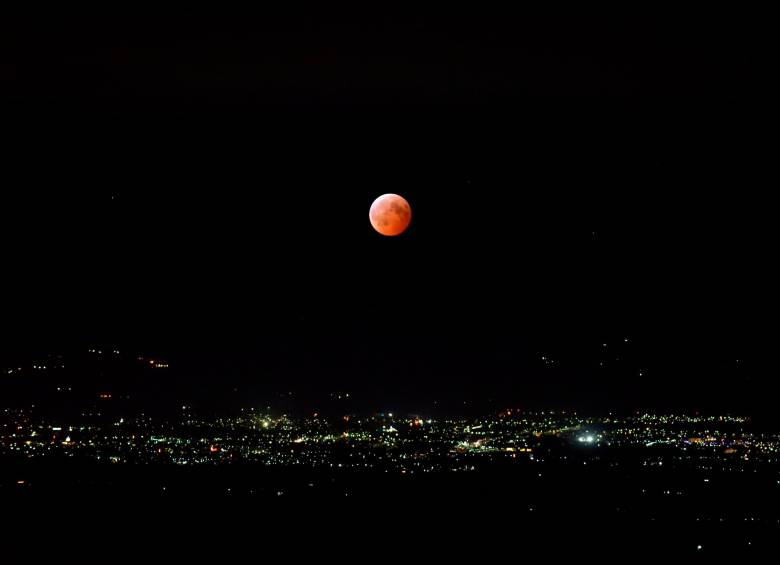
[3,406,776,471]
[4,345,776,554]
[3,394,778,555]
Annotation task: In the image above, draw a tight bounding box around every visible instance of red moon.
[369,194,412,236]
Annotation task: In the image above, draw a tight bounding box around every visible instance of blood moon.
[369,194,412,236]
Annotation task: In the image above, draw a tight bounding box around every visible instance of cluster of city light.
[2,407,778,470]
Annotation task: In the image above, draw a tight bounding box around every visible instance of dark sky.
[1,13,766,414]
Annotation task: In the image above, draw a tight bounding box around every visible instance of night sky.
[1,13,765,415]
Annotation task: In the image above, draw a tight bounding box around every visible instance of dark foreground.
[3,451,777,559]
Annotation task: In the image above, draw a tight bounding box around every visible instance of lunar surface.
[369,194,412,236]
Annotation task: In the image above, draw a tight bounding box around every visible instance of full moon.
[369,193,412,236]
